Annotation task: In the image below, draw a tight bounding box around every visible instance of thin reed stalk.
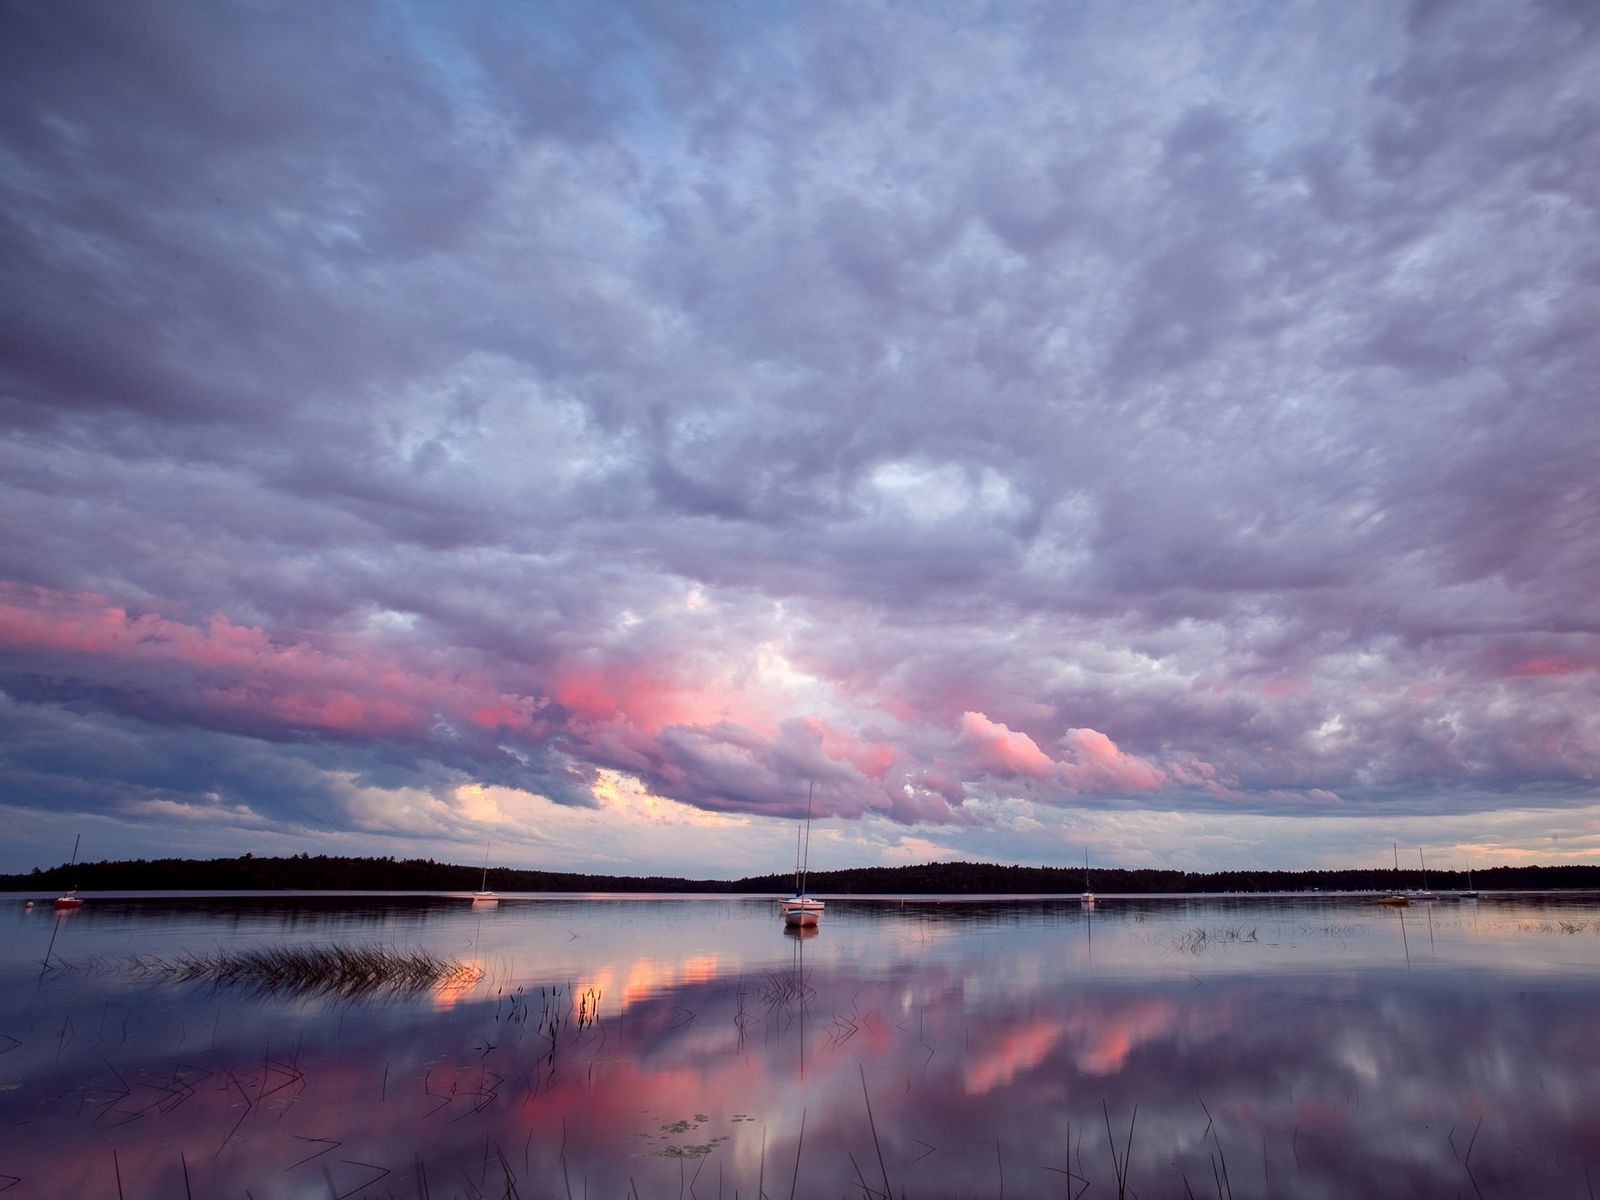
[860,1065,894,1200]
[1102,1100,1136,1200]
[789,1107,807,1200]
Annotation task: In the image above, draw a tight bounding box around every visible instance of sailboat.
[53,834,84,910]
[779,784,824,927]
[1461,863,1479,900]
[1376,842,1410,905]
[471,843,499,906]
[1080,846,1095,907]
[1410,848,1438,901]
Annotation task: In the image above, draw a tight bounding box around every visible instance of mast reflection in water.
[2,891,1598,1198]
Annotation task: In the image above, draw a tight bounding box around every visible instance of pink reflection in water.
[3,895,1600,1198]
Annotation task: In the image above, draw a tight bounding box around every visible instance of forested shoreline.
[6,853,1599,894]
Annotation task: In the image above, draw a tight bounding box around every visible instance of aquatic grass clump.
[1161,926,1259,954]
[1510,919,1600,935]
[129,943,483,998]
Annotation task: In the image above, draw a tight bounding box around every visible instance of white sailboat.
[1461,863,1479,900]
[471,843,499,906]
[779,784,824,927]
[1080,845,1095,908]
[1377,842,1410,905]
[1410,848,1438,901]
[53,834,84,911]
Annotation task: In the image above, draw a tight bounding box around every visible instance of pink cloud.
[552,656,770,737]
[953,712,1187,796]
[1261,677,1308,698]
[1161,755,1235,798]
[798,714,897,780]
[0,584,1210,824]
[959,711,1055,777]
[1508,656,1595,677]
[1056,727,1167,792]
[0,583,549,743]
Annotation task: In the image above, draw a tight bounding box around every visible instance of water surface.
[3,891,1598,1198]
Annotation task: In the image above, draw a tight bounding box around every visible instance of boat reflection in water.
[2,892,1597,1198]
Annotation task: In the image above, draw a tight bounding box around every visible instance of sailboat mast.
[801,781,814,891]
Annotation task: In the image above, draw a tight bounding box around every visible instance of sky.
[1,0,1597,880]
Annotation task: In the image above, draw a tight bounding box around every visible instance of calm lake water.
[3,890,1599,1198]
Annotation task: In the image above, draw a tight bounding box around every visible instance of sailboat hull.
[781,903,822,927]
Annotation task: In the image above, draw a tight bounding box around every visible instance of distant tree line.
[5,854,1599,894]
[0,853,725,894]
[747,861,1600,894]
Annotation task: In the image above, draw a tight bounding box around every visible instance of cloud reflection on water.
[1,895,1597,1197]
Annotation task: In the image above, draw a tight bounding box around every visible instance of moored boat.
[1410,848,1437,900]
[780,896,824,927]
[778,783,824,926]
[471,843,499,906]
[1378,842,1409,906]
[53,835,84,910]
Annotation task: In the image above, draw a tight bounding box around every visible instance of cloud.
[0,583,549,744]
[1057,728,1170,794]
[1,0,1597,875]
[960,712,1056,778]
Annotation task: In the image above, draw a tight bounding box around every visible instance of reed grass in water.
[129,944,483,998]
